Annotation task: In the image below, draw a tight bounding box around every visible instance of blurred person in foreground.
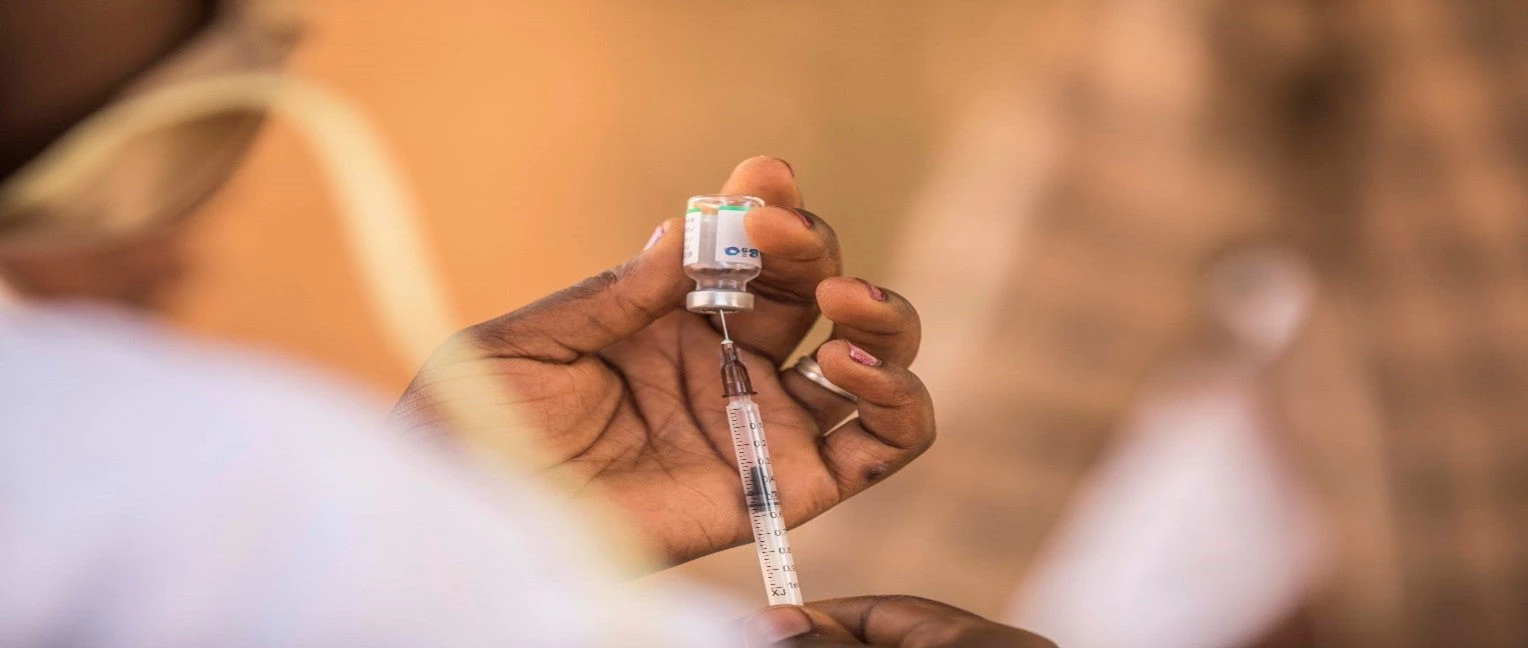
[0,1,1055,646]
[814,1,1528,647]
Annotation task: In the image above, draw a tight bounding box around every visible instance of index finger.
[714,157,844,363]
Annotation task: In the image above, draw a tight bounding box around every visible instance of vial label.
[683,212,702,265]
[714,207,761,269]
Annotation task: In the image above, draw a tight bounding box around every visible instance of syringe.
[716,312,803,606]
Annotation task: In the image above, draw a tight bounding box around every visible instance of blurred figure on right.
[805,1,1528,647]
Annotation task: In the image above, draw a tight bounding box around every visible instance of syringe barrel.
[724,394,803,606]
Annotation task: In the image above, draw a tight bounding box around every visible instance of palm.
[395,158,932,568]
[504,311,834,563]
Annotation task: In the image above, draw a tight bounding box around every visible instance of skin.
[394,157,936,565]
[0,0,214,309]
[744,597,1057,648]
[0,226,195,308]
[5,0,1057,640]
[0,0,213,178]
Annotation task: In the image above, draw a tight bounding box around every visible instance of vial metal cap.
[687,289,755,313]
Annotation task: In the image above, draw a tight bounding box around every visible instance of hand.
[392,157,933,566]
[744,597,1057,648]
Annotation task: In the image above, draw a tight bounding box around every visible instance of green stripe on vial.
[685,206,753,213]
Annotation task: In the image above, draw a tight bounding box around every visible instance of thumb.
[461,217,687,362]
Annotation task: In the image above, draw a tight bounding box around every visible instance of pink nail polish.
[848,343,881,366]
[861,279,887,302]
[772,156,795,178]
[643,223,666,251]
[786,207,815,230]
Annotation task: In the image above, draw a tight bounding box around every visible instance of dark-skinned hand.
[392,157,932,566]
[744,597,1057,648]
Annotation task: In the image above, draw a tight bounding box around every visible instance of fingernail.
[772,156,795,178]
[745,606,813,645]
[784,207,815,230]
[848,343,881,367]
[643,223,666,251]
[861,278,887,302]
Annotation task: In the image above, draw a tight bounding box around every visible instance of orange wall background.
[174,1,1038,393]
[168,0,1045,607]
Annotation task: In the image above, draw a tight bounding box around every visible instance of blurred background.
[76,1,1528,647]
[169,0,1050,619]
[173,1,1040,383]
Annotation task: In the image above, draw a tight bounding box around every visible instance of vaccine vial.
[683,194,765,313]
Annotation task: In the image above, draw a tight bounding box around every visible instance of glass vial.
[683,194,765,313]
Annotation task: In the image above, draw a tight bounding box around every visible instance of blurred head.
[0,0,293,309]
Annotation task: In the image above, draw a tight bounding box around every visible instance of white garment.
[892,78,1327,646]
[0,304,733,647]
[1006,252,1325,648]
[1007,364,1324,648]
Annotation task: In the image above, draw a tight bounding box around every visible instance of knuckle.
[584,263,655,320]
[884,371,929,407]
[454,322,541,361]
[454,321,508,355]
[573,267,622,300]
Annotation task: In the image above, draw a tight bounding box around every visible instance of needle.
[718,311,732,342]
